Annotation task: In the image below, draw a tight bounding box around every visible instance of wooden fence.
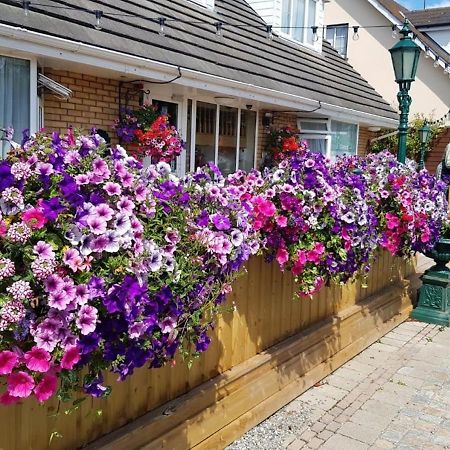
[0,251,416,450]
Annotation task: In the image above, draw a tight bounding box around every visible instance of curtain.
[330,121,358,159]
[0,56,30,158]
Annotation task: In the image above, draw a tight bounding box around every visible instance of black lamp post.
[418,121,430,170]
[389,20,421,164]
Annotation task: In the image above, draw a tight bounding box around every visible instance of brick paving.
[231,320,450,449]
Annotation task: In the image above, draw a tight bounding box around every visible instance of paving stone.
[349,409,392,430]
[320,434,369,450]
[338,421,382,445]
[287,438,307,450]
[380,429,406,443]
[325,374,358,391]
[310,421,325,433]
[360,399,399,418]
[312,384,348,401]
[227,323,450,450]
[373,438,395,449]
[325,421,340,432]
[305,437,323,449]
[317,429,333,441]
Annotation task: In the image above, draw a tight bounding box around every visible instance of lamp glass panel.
[401,49,416,80]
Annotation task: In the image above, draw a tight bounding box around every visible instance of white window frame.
[143,91,186,176]
[298,117,358,159]
[325,24,349,58]
[189,99,258,174]
[0,53,38,137]
[280,0,320,49]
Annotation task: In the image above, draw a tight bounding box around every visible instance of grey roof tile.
[0,0,397,119]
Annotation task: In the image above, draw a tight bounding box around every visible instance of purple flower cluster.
[0,131,259,404]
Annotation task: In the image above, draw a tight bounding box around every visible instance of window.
[326,24,349,58]
[298,118,357,160]
[281,0,318,45]
[0,56,31,157]
[330,120,357,158]
[192,101,257,174]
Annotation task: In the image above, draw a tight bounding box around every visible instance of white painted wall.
[324,0,450,120]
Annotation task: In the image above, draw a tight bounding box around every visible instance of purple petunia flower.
[211,213,231,231]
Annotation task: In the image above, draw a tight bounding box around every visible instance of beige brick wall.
[358,127,377,157]
[257,111,298,168]
[42,70,130,144]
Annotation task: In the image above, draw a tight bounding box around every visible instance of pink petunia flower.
[0,391,20,405]
[60,345,80,370]
[276,248,289,266]
[7,371,35,398]
[22,208,47,229]
[24,347,51,373]
[0,351,19,375]
[275,215,288,227]
[34,374,58,402]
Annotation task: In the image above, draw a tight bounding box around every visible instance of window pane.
[325,27,335,43]
[0,56,30,158]
[326,25,348,57]
[299,120,328,132]
[306,0,316,44]
[281,0,292,32]
[218,106,238,176]
[335,27,348,57]
[195,102,216,169]
[292,0,305,41]
[330,120,357,159]
[239,110,256,172]
[304,138,327,154]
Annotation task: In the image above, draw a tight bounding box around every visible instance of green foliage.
[369,114,443,161]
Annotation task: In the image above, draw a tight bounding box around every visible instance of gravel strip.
[226,398,315,450]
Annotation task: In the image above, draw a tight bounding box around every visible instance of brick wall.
[257,112,298,168]
[358,127,377,156]
[42,70,135,144]
[425,127,450,175]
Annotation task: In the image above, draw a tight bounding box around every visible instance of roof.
[0,0,397,121]
[375,0,450,64]
[407,7,450,28]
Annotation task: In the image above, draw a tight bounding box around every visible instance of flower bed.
[0,129,447,406]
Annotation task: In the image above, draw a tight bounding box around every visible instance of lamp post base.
[412,265,450,327]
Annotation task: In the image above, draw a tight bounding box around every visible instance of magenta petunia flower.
[0,351,19,375]
[0,391,20,405]
[24,347,51,373]
[22,208,47,229]
[60,345,80,370]
[34,374,58,403]
[7,371,35,398]
[276,248,289,266]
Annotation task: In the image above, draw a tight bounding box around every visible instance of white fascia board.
[0,23,396,127]
[366,0,403,25]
